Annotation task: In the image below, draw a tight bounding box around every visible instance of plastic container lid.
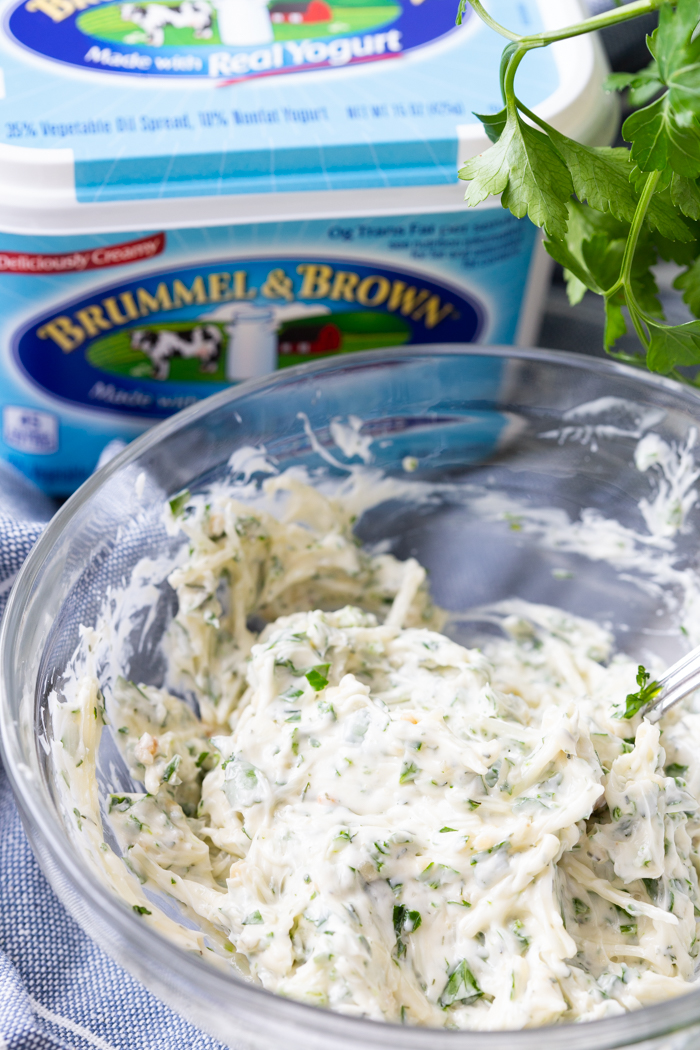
[0,0,617,231]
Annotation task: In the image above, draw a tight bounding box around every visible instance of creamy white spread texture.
[51,474,700,1030]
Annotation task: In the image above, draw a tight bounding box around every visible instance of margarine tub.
[0,0,616,495]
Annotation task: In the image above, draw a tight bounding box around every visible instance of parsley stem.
[513,98,549,133]
[621,169,661,291]
[518,0,667,48]
[468,0,666,50]
[465,0,520,42]
[503,48,528,115]
[627,299,652,351]
[600,169,660,354]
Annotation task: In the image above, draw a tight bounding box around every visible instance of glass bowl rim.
[3,344,700,1049]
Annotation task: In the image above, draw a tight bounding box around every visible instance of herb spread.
[51,477,700,1029]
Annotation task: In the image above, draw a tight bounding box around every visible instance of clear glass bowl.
[3,346,700,1050]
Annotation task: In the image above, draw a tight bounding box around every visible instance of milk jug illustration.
[215,0,273,46]
[219,305,277,379]
[207,302,335,379]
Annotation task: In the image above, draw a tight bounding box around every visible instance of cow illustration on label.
[129,323,223,379]
[8,0,467,79]
[120,0,214,46]
[14,257,483,418]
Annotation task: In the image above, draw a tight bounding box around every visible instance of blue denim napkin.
[0,511,226,1050]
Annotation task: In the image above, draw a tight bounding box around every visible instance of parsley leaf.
[674,257,700,315]
[670,173,700,220]
[622,0,700,177]
[460,110,573,238]
[605,295,629,352]
[624,96,700,178]
[606,62,664,109]
[473,107,507,144]
[459,0,700,376]
[647,318,700,372]
[545,134,639,225]
[653,0,700,122]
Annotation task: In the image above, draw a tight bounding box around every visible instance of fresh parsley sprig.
[459,0,700,381]
[618,664,662,719]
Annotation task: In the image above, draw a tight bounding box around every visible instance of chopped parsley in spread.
[50,477,700,1030]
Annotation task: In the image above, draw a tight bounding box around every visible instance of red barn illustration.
[278,321,341,354]
[269,0,333,23]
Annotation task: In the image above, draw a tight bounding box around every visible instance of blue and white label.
[0,209,537,494]
[15,254,484,419]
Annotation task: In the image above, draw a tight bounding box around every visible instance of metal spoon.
[635,642,700,722]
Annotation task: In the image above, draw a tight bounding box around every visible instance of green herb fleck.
[162,754,181,782]
[305,665,330,691]
[483,761,501,788]
[393,905,422,957]
[393,904,422,936]
[399,762,419,784]
[439,959,482,1008]
[109,795,134,813]
[618,665,662,719]
[242,910,263,925]
[644,877,663,903]
[133,905,151,915]
[510,919,529,951]
[169,489,191,518]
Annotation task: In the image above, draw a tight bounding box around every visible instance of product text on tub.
[0,234,166,274]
